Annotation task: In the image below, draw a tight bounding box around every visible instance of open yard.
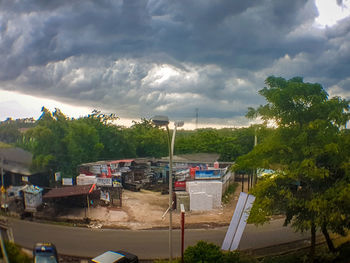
[53,185,241,230]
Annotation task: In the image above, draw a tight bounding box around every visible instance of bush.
[222,251,257,263]
[184,241,223,263]
[183,241,256,263]
[0,241,31,263]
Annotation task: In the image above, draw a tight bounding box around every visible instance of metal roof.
[0,147,34,175]
[43,184,96,199]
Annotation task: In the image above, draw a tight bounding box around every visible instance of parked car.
[33,242,58,263]
[91,250,139,263]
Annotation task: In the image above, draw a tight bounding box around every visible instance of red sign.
[175,181,186,190]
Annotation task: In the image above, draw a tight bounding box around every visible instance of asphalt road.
[10,218,310,259]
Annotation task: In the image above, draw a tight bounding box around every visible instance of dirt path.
[55,183,245,230]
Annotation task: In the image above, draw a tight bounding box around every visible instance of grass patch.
[222,182,238,204]
[0,142,12,148]
[0,241,32,263]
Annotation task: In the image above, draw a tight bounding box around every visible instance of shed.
[43,184,99,215]
[0,147,49,187]
[43,184,97,199]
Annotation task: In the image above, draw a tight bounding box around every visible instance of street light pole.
[253,125,258,185]
[165,124,173,262]
[168,120,184,262]
[0,156,3,189]
[152,116,183,263]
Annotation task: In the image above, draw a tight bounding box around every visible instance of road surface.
[10,218,310,259]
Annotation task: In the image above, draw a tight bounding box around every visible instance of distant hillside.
[0,118,36,144]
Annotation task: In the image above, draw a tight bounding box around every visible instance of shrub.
[184,241,223,263]
[0,241,31,263]
[222,251,257,263]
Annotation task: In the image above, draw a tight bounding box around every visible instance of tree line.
[0,108,261,178]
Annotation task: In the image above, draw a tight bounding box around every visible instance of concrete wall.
[222,170,235,194]
[186,181,222,211]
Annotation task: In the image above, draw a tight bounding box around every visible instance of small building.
[43,184,99,211]
[23,185,43,212]
[0,147,49,187]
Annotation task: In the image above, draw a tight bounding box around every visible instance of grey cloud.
[0,0,349,126]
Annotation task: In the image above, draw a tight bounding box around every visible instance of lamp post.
[0,156,4,207]
[152,115,184,263]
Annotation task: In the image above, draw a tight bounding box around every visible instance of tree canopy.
[236,76,350,257]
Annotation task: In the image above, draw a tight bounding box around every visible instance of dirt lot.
[55,185,241,230]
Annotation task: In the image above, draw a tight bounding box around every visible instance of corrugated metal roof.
[108,159,135,164]
[0,147,34,175]
[0,147,32,165]
[43,184,97,199]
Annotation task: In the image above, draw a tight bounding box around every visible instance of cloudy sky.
[0,0,349,128]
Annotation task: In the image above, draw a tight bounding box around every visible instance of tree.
[128,119,168,158]
[175,127,265,162]
[21,108,71,176]
[236,76,350,259]
[63,120,104,175]
[79,110,136,159]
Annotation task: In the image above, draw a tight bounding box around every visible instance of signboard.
[54,172,61,182]
[100,190,110,202]
[195,170,221,180]
[96,177,112,187]
[175,181,186,190]
[112,177,122,187]
[62,178,73,186]
[222,192,255,251]
[22,176,29,182]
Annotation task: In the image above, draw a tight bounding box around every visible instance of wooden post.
[1,156,4,209]
[247,174,250,192]
[180,204,185,263]
[1,156,3,185]
[86,195,90,218]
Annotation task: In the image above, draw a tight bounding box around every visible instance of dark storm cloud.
[0,0,349,125]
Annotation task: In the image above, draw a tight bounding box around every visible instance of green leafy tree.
[79,110,136,159]
[128,118,168,158]
[176,127,264,162]
[63,120,104,175]
[236,76,350,259]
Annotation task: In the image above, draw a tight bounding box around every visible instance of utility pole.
[0,156,3,188]
[1,156,4,199]
[0,156,6,211]
[253,126,258,185]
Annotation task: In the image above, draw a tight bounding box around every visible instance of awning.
[43,184,96,199]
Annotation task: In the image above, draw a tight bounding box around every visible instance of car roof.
[91,251,126,263]
[34,243,56,251]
